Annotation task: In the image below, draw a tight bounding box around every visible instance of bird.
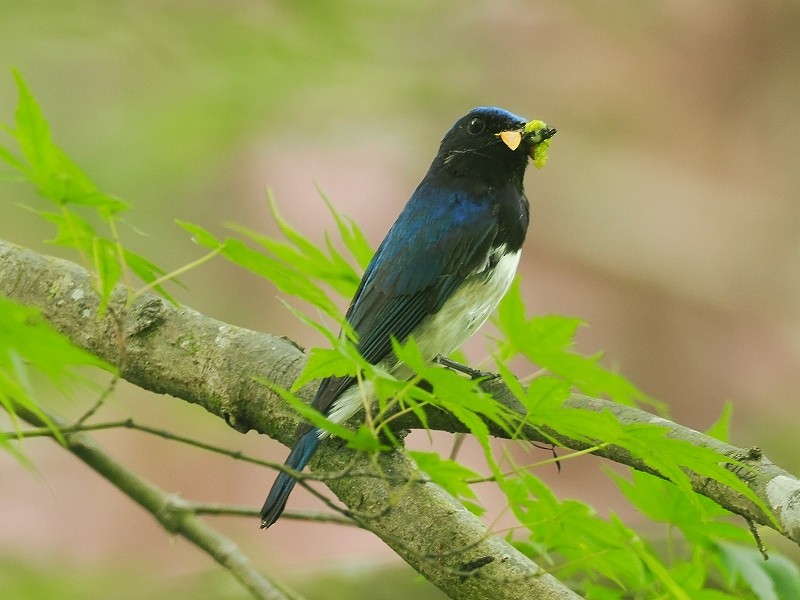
[260,106,556,528]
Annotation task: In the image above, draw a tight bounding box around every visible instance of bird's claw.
[434,355,499,380]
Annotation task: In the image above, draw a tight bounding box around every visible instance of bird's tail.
[260,427,320,528]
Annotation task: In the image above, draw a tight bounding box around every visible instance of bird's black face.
[435,107,552,185]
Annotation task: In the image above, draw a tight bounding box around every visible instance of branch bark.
[0,239,582,600]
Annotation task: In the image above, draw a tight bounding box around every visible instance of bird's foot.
[434,355,498,380]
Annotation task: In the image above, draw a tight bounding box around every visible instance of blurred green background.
[2,1,799,598]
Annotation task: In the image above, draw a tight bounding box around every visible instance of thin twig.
[187,502,355,526]
[73,375,118,426]
[12,402,294,600]
[135,246,223,298]
[465,443,608,484]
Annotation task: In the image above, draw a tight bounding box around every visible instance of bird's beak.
[498,130,523,151]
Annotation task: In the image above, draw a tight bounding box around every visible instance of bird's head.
[435,106,556,185]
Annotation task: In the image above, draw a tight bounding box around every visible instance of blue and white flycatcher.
[260,107,555,528]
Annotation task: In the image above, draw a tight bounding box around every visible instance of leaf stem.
[135,245,223,297]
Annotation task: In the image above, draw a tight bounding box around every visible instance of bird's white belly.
[413,249,520,360]
[324,250,520,428]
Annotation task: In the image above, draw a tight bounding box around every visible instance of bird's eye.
[466,117,485,135]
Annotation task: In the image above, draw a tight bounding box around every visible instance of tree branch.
[11,402,291,600]
[5,238,800,597]
[1,239,583,599]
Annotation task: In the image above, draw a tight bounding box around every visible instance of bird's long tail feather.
[260,427,320,528]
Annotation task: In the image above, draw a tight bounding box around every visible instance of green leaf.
[609,469,750,546]
[349,424,390,452]
[610,423,775,528]
[122,248,177,303]
[33,208,96,252]
[73,193,129,213]
[230,220,359,299]
[91,237,123,312]
[502,364,625,445]
[291,344,362,393]
[582,583,626,600]
[225,192,361,299]
[318,185,374,269]
[277,299,344,345]
[222,238,343,320]
[409,450,484,513]
[5,72,175,312]
[496,281,651,407]
[508,372,571,419]
[390,338,519,439]
[630,536,692,600]
[706,402,733,442]
[0,142,25,171]
[668,550,710,594]
[716,543,781,600]
[372,371,433,434]
[499,468,650,590]
[495,277,527,352]
[256,379,355,442]
[525,316,639,402]
[0,295,116,461]
[11,70,51,173]
[761,551,800,600]
[176,220,225,249]
[9,71,127,214]
[686,592,745,600]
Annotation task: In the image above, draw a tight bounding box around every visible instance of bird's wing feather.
[311,184,497,416]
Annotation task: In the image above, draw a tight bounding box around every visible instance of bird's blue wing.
[311,184,498,415]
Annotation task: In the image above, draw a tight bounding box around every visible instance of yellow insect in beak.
[524,119,556,169]
[498,130,523,151]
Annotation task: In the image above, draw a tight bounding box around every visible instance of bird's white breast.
[324,250,521,428]
[412,248,520,361]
